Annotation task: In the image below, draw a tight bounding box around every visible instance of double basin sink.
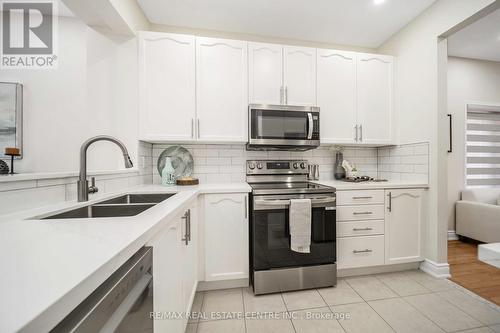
[42,193,175,220]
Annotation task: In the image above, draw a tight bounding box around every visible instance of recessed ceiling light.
[374,0,386,5]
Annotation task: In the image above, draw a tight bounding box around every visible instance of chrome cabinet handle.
[387,192,392,212]
[354,125,358,141]
[197,119,200,138]
[307,113,313,139]
[284,86,288,104]
[352,196,372,200]
[353,211,373,215]
[353,249,373,254]
[191,118,194,138]
[280,86,284,104]
[353,227,373,231]
[181,210,190,245]
[187,209,191,242]
[359,124,363,141]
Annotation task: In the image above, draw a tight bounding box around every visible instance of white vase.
[161,157,176,186]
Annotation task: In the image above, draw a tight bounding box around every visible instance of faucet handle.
[88,177,99,194]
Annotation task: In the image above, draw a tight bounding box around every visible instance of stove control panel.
[246,160,309,175]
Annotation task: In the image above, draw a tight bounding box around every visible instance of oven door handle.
[307,113,313,140]
[254,197,336,210]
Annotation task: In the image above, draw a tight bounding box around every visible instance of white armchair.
[456,188,500,243]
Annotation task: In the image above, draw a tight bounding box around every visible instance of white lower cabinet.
[147,201,197,333]
[337,235,385,269]
[336,188,425,270]
[385,189,424,264]
[203,193,249,281]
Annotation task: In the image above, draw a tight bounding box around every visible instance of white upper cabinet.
[283,46,317,106]
[317,49,357,144]
[139,32,196,141]
[385,189,424,265]
[196,37,248,142]
[248,42,283,105]
[356,54,393,144]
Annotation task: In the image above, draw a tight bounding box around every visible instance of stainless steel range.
[247,160,337,295]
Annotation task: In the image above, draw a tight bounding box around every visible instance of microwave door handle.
[307,113,313,139]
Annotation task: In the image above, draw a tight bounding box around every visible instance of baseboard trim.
[448,230,459,241]
[419,259,451,278]
[338,262,420,277]
[197,278,249,291]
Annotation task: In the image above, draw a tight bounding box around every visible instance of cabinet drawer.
[337,220,384,237]
[337,235,385,269]
[337,190,385,206]
[337,205,385,221]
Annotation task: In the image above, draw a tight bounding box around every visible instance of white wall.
[447,56,500,231]
[377,0,495,263]
[0,16,139,174]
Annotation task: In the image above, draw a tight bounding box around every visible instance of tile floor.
[185,270,500,333]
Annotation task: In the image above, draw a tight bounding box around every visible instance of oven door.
[248,105,319,148]
[251,195,336,271]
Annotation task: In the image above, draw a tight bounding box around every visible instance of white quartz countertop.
[0,183,251,333]
[316,180,429,190]
[0,179,426,333]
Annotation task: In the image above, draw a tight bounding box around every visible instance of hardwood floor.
[448,240,500,305]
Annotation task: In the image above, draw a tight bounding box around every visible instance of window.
[466,104,500,187]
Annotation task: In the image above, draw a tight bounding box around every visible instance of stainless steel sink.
[98,193,175,205]
[40,193,176,220]
[42,204,155,219]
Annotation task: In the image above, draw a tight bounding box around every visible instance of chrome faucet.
[77,135,133,202]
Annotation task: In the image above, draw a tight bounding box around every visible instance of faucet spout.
[77,135,133,202]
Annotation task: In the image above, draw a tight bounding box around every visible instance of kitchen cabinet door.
[248,42,283,105]
[204,193,249,281]
[385,189,424,264]
[139,32,196,141]
[147,216,184,333]
[356,53,393,144]
[317,49,357,144]
[283,46,317,106]
[196,37,248,142]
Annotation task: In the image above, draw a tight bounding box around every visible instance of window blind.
[466,104,500,187]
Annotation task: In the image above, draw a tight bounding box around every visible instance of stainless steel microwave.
[247,104,320,151]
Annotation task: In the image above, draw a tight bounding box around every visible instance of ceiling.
[137,0,437,48]
[448,8,500,62]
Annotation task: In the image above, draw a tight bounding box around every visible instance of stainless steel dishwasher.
[51,247,153,333]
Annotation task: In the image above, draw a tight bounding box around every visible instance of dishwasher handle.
[99,273,152,333]
[50,247,153,333]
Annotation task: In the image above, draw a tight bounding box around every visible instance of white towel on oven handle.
[289,198,312,253]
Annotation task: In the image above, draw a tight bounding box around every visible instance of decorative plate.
[157,146,194,179]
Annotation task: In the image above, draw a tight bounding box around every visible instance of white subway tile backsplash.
[391,146,414,156]
[206,157,231,166]
[219,148,245,157]
[413,144,429,155]
[400,155,428,165]
[151,144,381,184]
[377,142,429,182]
[194,165,219,174]
[0,185,66,215]
[0,180,37,192]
